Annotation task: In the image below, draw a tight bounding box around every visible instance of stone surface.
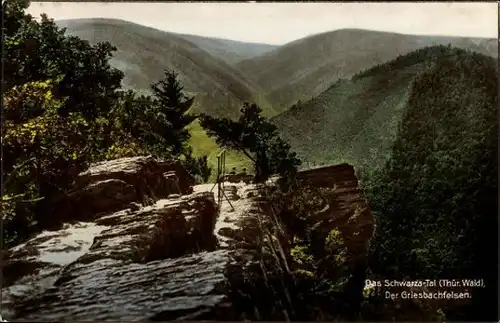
[2,222,109,319]
[87,192,218,263]
[46,156,194,223]
[5,191,221,321]
[296,164,375,318]
[14,251,233,321]
[3,153,220,321]
[3,156,375,321]
[69,179,137,217]
[79,155,193,195]
[157,159,195,195]
[164,171,182,195]
[298,164,375,265]
[193,183,263,250]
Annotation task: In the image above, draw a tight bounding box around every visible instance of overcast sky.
[27,2,498,45]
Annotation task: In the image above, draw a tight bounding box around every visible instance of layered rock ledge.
[2,156,374,321]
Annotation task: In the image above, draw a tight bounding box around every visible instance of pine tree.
[150,70,196,156]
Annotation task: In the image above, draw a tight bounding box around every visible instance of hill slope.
[57,18,264,175]
[237,29,498,112]
[366,50,497,322]
[174,33,277,65]
[272,45,487,169]
[57,18,275,119]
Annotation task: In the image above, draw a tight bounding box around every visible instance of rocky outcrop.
[2,157,223,321]
[14,250,232,321]
[78,155,194,196]
[83,192,218,264]
[163,171,183,195]
[47,156,195,223]
[4,190,222,320]
[3,157,375,321]
[194,183,265,250]
[157,159,195,195]
[2,222,109,319]
[297,164,375,318]
[298,163,375,265]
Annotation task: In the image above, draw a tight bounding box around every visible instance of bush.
[3,80,92,245]
[182,153,212,184]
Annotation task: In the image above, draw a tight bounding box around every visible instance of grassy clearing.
[187,119,252,182]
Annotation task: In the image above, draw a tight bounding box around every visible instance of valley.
[6,3,498,321]
[58,17,497,175]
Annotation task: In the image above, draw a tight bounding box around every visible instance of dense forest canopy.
[362,51,498,321]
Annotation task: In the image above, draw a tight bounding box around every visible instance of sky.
[27,2,498,45]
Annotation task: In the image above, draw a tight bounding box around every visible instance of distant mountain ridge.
[54,18,498,173]
[57,18,277,65]
[57,19,497,118]
[57,18,276,119]
[173,33,277,65]
[237,28,497,112]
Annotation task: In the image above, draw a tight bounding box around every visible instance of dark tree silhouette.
[150,70,196,156]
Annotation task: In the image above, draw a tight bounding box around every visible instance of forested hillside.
[237,29,497,111]
[272,45,488,170]
[57,18,275,119]
[173,32,277,65]
[362,50,498,321]
[55,20,497,173]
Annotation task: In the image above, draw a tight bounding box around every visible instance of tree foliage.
[3,0,123,120]
[150,70,197,157]
[363,50,497,321]
[199,103,301,183]
[2,80,92,244]
[2,0,208,245]
[2,0,130,245]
